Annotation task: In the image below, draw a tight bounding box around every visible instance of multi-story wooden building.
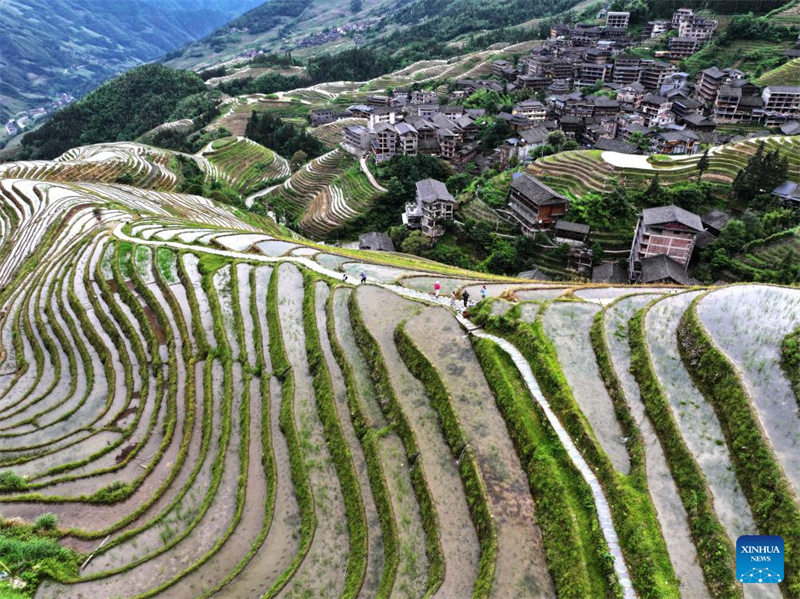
[629,205,703,282]
[507,173,569,233]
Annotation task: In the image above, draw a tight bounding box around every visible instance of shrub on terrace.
[216,72,308,96]
[33,513,57,531]
[0,519,81,593]
[0,470,27,492]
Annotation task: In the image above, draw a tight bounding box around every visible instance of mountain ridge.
[0,0,261,134]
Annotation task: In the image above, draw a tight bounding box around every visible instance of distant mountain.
[163,0,584,72]
[0,0,262,126]
[164,0,403,70]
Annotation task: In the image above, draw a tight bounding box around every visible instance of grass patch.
[678,295,800,597]
[0,519,81,597]
[628,303,740,598]
[395,321,497,599]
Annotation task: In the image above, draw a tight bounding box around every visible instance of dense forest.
[17,65,208,160]
[244,111,325,159]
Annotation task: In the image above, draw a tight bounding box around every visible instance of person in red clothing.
[434,280,441,296]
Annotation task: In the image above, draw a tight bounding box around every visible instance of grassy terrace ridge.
[301,273,368,599]
[471,298,679,599]
[395,320,497,599]
[325,287,399,599]
[628,298,741,599]
[264,263,315,598]
[678,292,800,597]
[782,326,800,406]
[348,291,445,596]
[471,335,610,598]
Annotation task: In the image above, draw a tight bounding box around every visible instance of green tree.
[290,150,308,171]
[547,130,566,152]
[479,238,520,274]
[696,148,710,180]
[628,131,651,153]
[463,89,506,113]
[774,249,800,284]
[715,220,748,253]
[732,141,789,202]
[350,0,363,13]
[562,139,579,151]
[400,231,430,255]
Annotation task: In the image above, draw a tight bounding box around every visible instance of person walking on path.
[342,273,348,283]
[434,280,441,296]
[360,271,367,284]
[480,285,487,300]
[450,291,458,310]
[462,290,470,308]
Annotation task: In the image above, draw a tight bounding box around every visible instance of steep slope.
[0,0,260,126]
[164,0,400,70]
[163,0,584,72]
[1,144,800,599]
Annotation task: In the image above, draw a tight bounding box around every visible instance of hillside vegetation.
[15,65,210,161]
[1,149,799,598]
[0,0,260,124]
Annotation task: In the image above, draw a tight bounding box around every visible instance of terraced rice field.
[728,226,800,279]
[0,143,182,191]
[261,149,383,239]
[528,135,800,200]
[309,118,368,148]
[756,58,800,86]
[198,137,290,194]
[2,149,800,599]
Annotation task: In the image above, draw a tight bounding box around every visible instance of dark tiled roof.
[592,262,628,284]
[642,205,703,231]
[555,220,590,235]
[701,208,731,231]
[772,180,800,198]
[700,66,725,78]
[416,178,455,204]
[682,113,714,126]
[517,268,553,281]
[510,173,568,206]
[640,254,692,285]
[520,126,549,144]
[780,120,800,135]
[358,232,395,252]
[655,130,699,142]
[642,92,669,105]
[594,137,637,153]
[394,122,417,135]
[766,85,800,93]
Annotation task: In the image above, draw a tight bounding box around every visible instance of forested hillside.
[0,0,260,125]
[16,65,210,160]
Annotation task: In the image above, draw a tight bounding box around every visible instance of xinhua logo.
[736,535,784,584]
